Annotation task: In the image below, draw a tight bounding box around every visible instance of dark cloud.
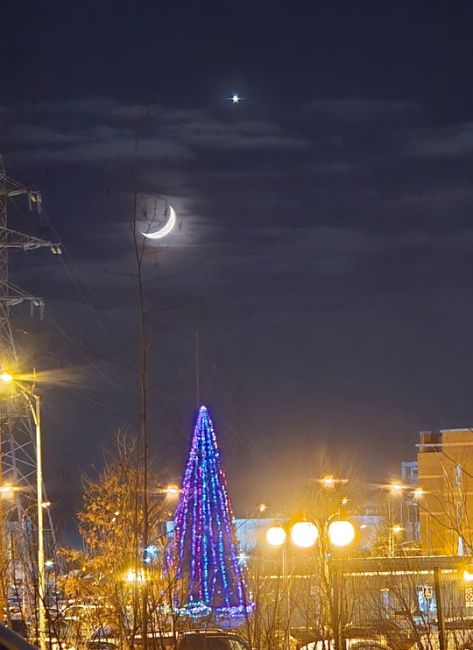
[303,99,422,124]
[402,121,473,157]
[2,99,305,167]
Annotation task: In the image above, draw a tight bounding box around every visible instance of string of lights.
[171,405,254,620]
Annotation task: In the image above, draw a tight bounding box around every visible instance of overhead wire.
[9,195,134,350]
[52,383,138,416]
[39,205,136,347]
[7,197,138,391]
[43,309,134,391]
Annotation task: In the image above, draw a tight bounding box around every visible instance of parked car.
[177,629,250,650]
[86,642,119,650]
[87,632,174,650]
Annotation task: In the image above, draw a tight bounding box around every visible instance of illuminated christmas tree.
[171,405,253,620]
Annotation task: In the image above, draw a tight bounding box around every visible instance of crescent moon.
[142,205,176,240]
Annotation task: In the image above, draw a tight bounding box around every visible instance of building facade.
[401,460,421,547]
[417,428,473,555]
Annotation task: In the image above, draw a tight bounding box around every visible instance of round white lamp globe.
[266,526,287,547]
[291,521,319,548]
[328,520,355,547]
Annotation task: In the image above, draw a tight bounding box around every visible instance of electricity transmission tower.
[0,155,61,580]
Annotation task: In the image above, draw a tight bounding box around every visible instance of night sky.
[3,1,473,539]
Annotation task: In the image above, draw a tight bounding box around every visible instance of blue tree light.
[170,406,253,621]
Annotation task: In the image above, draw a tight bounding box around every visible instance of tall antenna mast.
[0,155,61,598]
[195,330,200,407]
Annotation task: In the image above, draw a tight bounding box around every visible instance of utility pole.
[282,542,290,650]
[0,409,6,626]
[33,391,45,650]
[0,156,60,635]
[331,558,342,650]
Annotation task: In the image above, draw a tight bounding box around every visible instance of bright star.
[230,94,241,104]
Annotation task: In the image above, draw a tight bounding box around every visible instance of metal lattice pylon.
[0,155,61,607]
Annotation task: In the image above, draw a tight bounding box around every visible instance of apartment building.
[417,428,473,555]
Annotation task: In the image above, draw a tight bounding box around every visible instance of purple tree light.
[171,405,253,620]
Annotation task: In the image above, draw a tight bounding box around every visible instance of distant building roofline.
[419,428,473,434]
[417,441,473,448]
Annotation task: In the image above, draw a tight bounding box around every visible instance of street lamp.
[266,525,287,547]
[164,484,180,498]
[389,481,404,495]
[321,475,336,489]
[124,568,147,585]
[290,521,319,548]
[464,568,473,583]
[287,518,355,551]
[413,487,424,500]
[291,518,355,650]
[0,484,15,497]
[265,525,290,650]
[149,484,181,499]
[318,474,349,489]
[328,520,356,547]
[266,518,356,650]
[0,370,46,650]
[386,480,406,557]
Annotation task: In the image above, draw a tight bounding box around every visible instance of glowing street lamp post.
[0,484,11,627]
[324,521,355,650]
[387,481,405,557]
[266,526,291,650]
[32,390,46,650]
[266,518,355,650]
[0,372,46,650]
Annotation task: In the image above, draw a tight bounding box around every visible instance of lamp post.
[266,518,355,650]
[0,372,46,650]
[266,525,291,650]
[32,390,46,650]
[291,518,355,650]
[387,481,405,557]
